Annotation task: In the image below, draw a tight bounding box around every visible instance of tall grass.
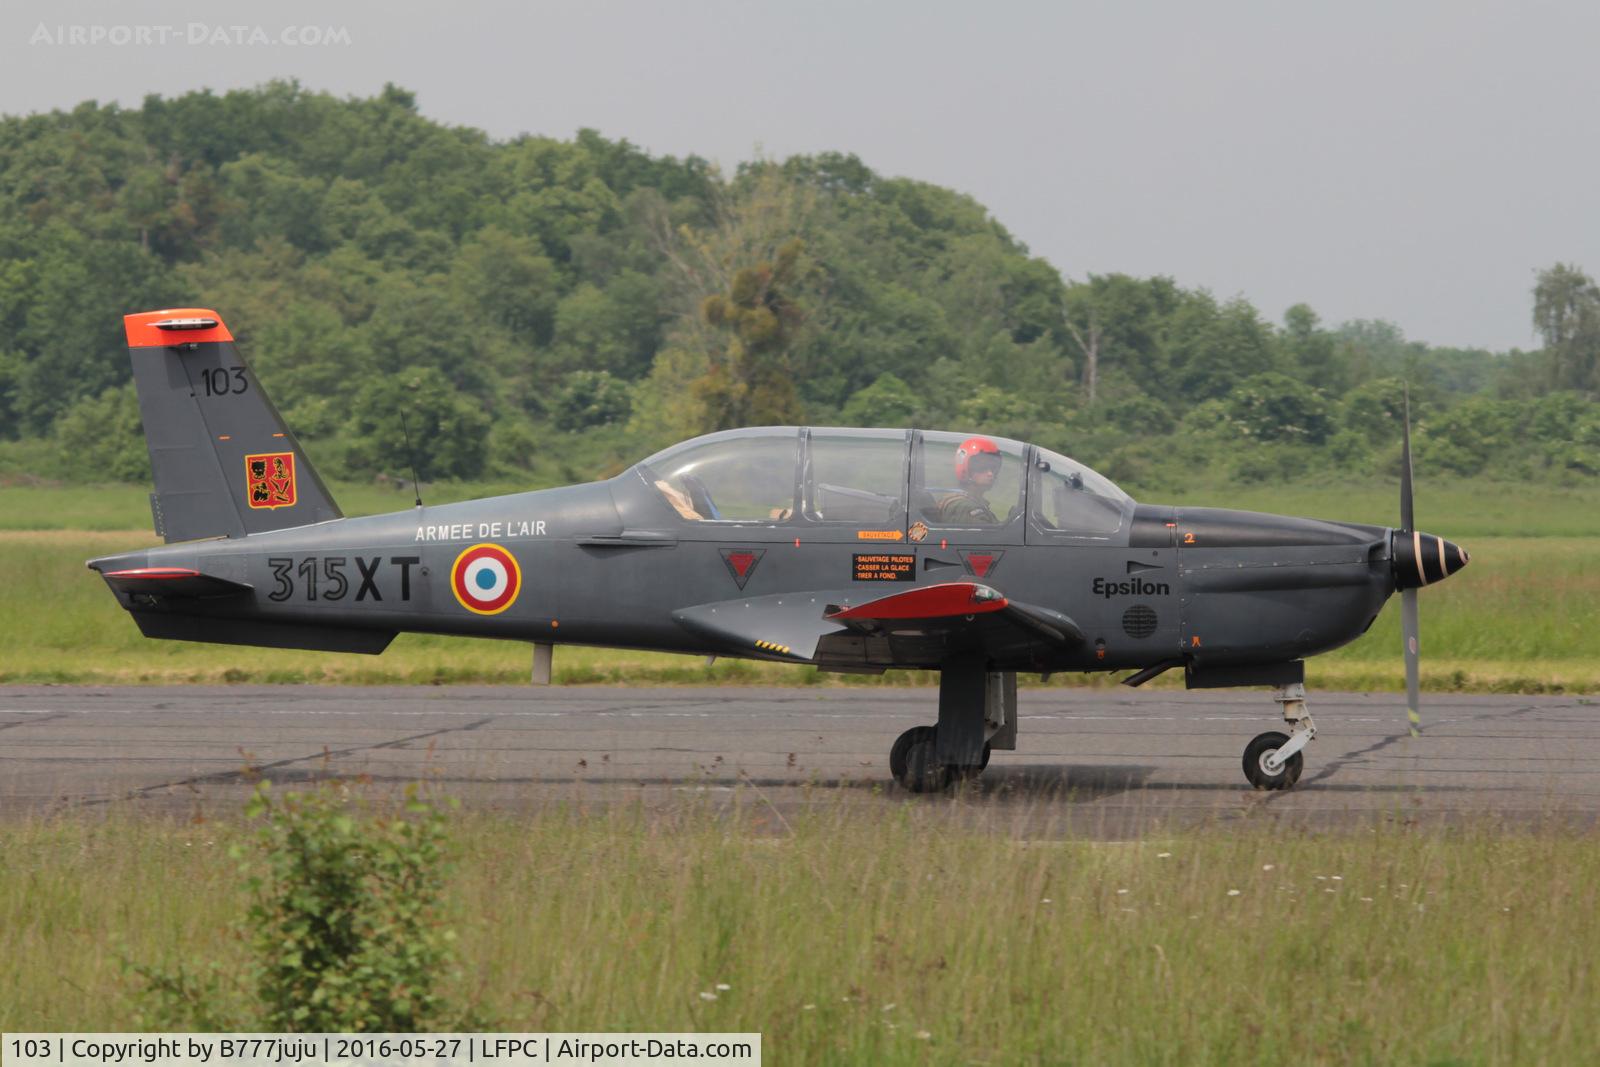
[2,795,1596,1063]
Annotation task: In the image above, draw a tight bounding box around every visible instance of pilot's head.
[954,436,1001,493]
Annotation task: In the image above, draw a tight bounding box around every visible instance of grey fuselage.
[90,461,1398,677]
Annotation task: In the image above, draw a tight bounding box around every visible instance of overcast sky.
[3,0,1595,351]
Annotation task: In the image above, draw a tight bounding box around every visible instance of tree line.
[0,82,1595,491]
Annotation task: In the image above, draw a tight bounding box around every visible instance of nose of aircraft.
[1391,530,1470,590]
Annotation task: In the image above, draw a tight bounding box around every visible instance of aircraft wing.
[672,582,1084,665]
[98,566,253,600]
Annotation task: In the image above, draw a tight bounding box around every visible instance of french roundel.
[450,543,522,615]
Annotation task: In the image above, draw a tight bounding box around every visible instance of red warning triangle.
[720,548,766,590]
[959,549,1003,578]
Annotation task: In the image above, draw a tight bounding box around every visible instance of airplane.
[89,308,1469,792]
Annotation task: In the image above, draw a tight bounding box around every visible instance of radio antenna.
[398,407,424,508]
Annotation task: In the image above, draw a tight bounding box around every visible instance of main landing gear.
[890,657,1015,793]
[1242,682,1316,790]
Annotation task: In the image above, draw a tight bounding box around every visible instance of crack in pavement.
[64,716,499,810]
[1289,701,1563,792]
[0,713,70,732]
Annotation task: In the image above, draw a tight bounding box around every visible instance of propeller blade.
[1402,587,1421,736]
[1400,386,1415,533]
[1400,386,1419,736]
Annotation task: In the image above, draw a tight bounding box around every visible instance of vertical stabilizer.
[125,308,341,542]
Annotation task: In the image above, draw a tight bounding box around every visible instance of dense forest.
[1,82,1596,493]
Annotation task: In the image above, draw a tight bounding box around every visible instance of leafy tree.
[51,383,150,481]
[552,370,631,431]
[1532,263,1600,394]
[1224,372,1334,444]
[345,367,491,480]
[1282,304,1348,394]
[696,237,810,428]
[841,373,919,426]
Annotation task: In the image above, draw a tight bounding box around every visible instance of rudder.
[125,308,341,542]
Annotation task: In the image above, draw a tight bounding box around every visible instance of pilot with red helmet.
[935,436,1003,523]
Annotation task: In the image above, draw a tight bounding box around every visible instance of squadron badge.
[245,452,297,509]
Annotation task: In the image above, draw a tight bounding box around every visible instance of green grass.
[2,530,1595,691]
[0,479,538,531]
[4,478,1600,536]
[3,798,1598,1063]
[1152,479,1600,538]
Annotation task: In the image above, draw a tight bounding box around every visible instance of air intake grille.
[1122,604,1158,639]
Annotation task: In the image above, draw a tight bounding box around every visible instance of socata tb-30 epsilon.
[90,309,1469,792]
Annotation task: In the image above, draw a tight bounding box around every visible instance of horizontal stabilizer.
[101,566,252,600]
[130,612,395,654]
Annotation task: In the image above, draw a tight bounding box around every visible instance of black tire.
[1242,731,1303,790]
[899,732,950,793]
[890,725,935,782]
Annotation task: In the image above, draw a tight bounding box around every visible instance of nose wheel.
[890,725,991,793]
[1241,682,1315,790]
[1243,731,1303,789]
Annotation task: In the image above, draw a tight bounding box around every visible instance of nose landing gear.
[1242,682,1315,790]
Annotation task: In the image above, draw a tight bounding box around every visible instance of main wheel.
[898,730,950,793]
[1242,731,1303,790]
[890,725,936,782]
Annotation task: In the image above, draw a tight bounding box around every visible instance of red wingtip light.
[124,308,234,348]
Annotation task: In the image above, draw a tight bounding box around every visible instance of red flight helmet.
[954,436,1002,482]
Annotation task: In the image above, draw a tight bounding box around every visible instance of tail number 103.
[201,367,248,396]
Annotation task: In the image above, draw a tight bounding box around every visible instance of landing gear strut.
[1242,682,1315,790]
[891,659,1013,792]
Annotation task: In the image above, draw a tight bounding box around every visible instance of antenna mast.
[398,407,424,508]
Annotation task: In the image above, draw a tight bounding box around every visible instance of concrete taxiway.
[1,686,1595,833]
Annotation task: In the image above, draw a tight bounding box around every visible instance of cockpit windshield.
[1029,447,1133,539]
[633,428,1135,540]
[637,429,799,522]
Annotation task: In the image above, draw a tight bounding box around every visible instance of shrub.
[131,781,481,1031]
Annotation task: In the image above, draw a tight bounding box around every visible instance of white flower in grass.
[1262,864,1274,871]
[1041,898,1052,904]
[1332,875,1343,881]
[699,992,718,1001]
[716,983,730,991]
[1116,888,1129,895]
[1227,889,1241,897]
[802,1004,816,1011]
[1360,897,1374,903]
[1157,852,1172,858]
[915,1031,932,1041]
